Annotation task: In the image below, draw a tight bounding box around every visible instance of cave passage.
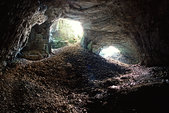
[1,0,169,113]
[19,18,84,60]
[99,46,122,62]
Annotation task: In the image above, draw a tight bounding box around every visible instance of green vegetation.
[87,41,93,51]
[50,18,84,49]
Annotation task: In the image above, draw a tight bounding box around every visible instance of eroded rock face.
[117,0,169,66]
[59,0,169,66]
[1,0,169,66]
[20,22,50,60]
[0,0,48,64]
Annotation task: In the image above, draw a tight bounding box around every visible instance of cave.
[1,0,169,113]
[49,18,84,50]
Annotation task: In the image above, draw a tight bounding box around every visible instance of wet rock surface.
[1,46,169,113]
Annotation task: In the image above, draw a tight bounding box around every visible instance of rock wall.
[0,0,48,65]
[20,22,50,60]
[64,0,169,66]
[1,0,169,66]
[120,0,169,66]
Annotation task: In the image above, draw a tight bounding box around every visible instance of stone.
[1,0,169,66]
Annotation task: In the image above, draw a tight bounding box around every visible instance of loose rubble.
[0,45,169,113]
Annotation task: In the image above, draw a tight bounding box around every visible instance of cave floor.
[0,45,169,113]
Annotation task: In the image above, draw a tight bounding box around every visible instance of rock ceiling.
[1,0,169,66]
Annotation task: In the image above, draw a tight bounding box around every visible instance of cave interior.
[1,0,169,113]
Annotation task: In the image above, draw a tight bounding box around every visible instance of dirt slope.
[0,45,169,113]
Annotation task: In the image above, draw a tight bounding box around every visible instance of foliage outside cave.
[50,18,84,49]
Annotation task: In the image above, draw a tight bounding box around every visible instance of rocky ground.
[0,45,169,113]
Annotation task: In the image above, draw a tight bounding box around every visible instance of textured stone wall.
[0,0,48,64]
[64,0,169,66]
[1,0,169,66]
[20,22,50,60]
[119,0,169,66]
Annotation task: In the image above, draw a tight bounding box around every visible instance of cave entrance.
[99,45,126,63]
[20,18,84,61]
[97,44,139,64]
[49,18,84,51]
[99,46,121,59]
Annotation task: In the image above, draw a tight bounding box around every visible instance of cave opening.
[99,46,121,60]
[98,44,139,64]
[86,40,140,65]
[19,18,84,60]
[49,18,84,51]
